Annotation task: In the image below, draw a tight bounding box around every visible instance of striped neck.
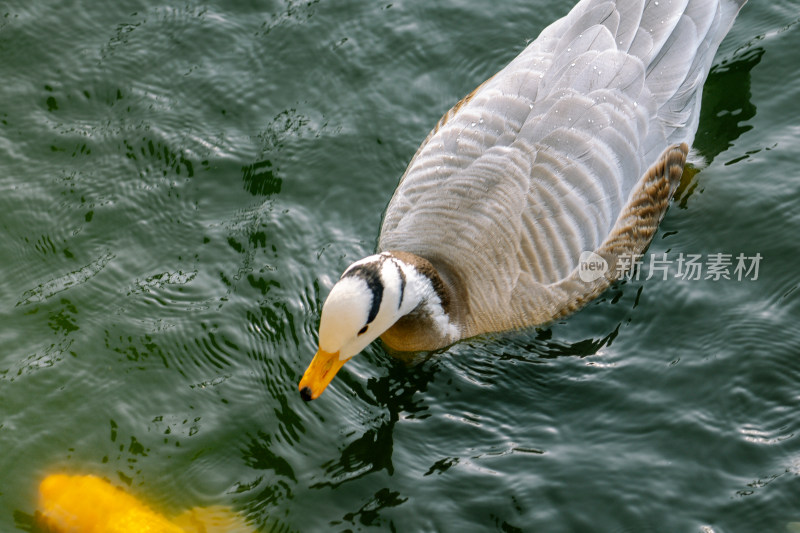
[378,251,461,352]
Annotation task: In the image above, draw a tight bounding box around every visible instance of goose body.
[299,0,747,400]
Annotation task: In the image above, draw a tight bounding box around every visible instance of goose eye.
[358,325,368,335]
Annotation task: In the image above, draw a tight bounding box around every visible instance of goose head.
[298,251,458,401]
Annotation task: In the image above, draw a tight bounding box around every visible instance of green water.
[1,1,799,531]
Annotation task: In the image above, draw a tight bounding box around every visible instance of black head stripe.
[343,263,383,325]
[392,259,406,310]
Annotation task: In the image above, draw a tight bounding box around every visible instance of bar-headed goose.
[300,0,747,400]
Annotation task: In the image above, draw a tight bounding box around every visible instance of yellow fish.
[38,474,254,533]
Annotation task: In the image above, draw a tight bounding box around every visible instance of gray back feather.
[379,0,745,334]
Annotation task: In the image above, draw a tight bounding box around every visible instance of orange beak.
[298,349,346,401]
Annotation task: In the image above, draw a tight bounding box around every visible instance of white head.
[298,253,413,401]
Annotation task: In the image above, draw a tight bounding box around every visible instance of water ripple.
[1,1,799,532]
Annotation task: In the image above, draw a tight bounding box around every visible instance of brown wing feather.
[547,142,689,322]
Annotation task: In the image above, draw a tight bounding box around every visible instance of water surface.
[1,1,799,531]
